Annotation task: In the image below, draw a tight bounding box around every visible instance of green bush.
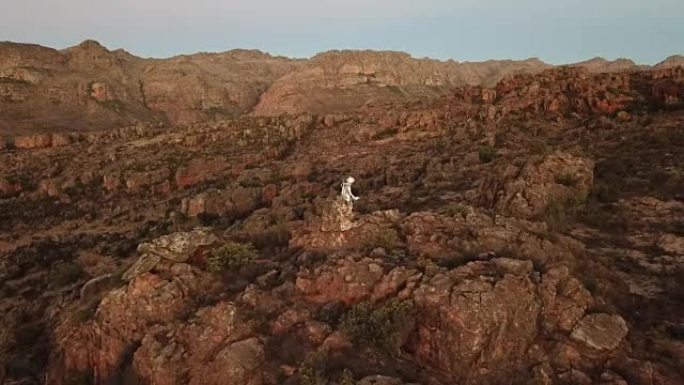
[361,228,400,252]
[206,242,257,272]
[339,300,414,356]
[478,146,497,163]
[443,202,468,217]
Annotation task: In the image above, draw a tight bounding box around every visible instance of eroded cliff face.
[2,40,681,133]
[1,66,684,385]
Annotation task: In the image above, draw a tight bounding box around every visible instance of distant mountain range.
[1,40,682,133]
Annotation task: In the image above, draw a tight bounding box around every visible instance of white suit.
[340,180,359,203]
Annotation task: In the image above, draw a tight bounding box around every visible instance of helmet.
[346,176,355,183]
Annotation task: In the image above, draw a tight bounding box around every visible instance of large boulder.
[47,263,223,385]
[493,153,594,219]
[133,302,263,385]
[411,259,541,385]
[289,200,402,251]
[136,228,218,263]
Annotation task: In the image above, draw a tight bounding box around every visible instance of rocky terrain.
[2,40,683,134]
[1,45,684,385]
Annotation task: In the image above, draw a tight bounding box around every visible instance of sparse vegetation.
[478,145,497,163]
[339,299,414,356]
[361,228,401,253]
[299,351,328,385]
[529,139,550,155]
[543,197,582,233]
[443,202,469,217]
[49,262,84,288]
[206,242,258,272]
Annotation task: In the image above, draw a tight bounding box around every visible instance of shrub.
[339,299,414,356]
[543,197,581,233]
[593,183,620,203]
[206,242,257,272]
[478,146,497,163]
[49,262,84,288]
[443,202,468,218]
[361,228,400,253]
[529,139,550,155]
[338,369,355,385]
[299,351,328,385]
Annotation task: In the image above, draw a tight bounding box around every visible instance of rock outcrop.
[488,152,594,219]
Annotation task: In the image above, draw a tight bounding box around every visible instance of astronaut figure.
[340,176,360,205]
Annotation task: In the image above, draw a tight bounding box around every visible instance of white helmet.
[346,176,355,183]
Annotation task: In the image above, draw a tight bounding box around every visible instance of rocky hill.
[2,40,682,132]
[1,65,683,385]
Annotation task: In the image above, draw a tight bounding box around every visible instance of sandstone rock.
[320,199,356,232]
[296,257,387,305]
[570,313,628,351]
[494,152,594,219]
[133,302,262,385]
[125,167,170,191]
[136,229,218,262]
[401,209,579,267]
[174,157,229,189]
[290,203,402,251]
[121,254,161,281]
[411,260,541,384]
[540,266,592,332]
[0,177,22,197]
[48,265,221,385]
[657,233,684,255]
[180,186,262,218]
[80,273,121,300]
[14,134,52,149]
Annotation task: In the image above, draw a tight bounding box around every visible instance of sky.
[1,0,682,64]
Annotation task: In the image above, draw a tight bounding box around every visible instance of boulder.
[493,152,594,219]
[136,229,218,263]
[121,254,161,281]
[133,302,262,385]
[180,186,262,218]
[411,259,541,384]
[570,313,628,351]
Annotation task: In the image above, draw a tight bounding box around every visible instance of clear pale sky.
[2,0,682,64]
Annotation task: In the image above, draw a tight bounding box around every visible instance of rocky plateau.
[0,41,684,385]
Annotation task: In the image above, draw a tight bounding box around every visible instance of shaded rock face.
[133,304,264,385]
[489,152,594,219]
[181,186,263,218]
[48,264,221,385]
[411,259,541,384]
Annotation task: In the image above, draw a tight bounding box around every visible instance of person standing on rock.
[340,176,360,206]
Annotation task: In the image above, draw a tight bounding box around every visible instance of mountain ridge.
[1,39,682,133]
